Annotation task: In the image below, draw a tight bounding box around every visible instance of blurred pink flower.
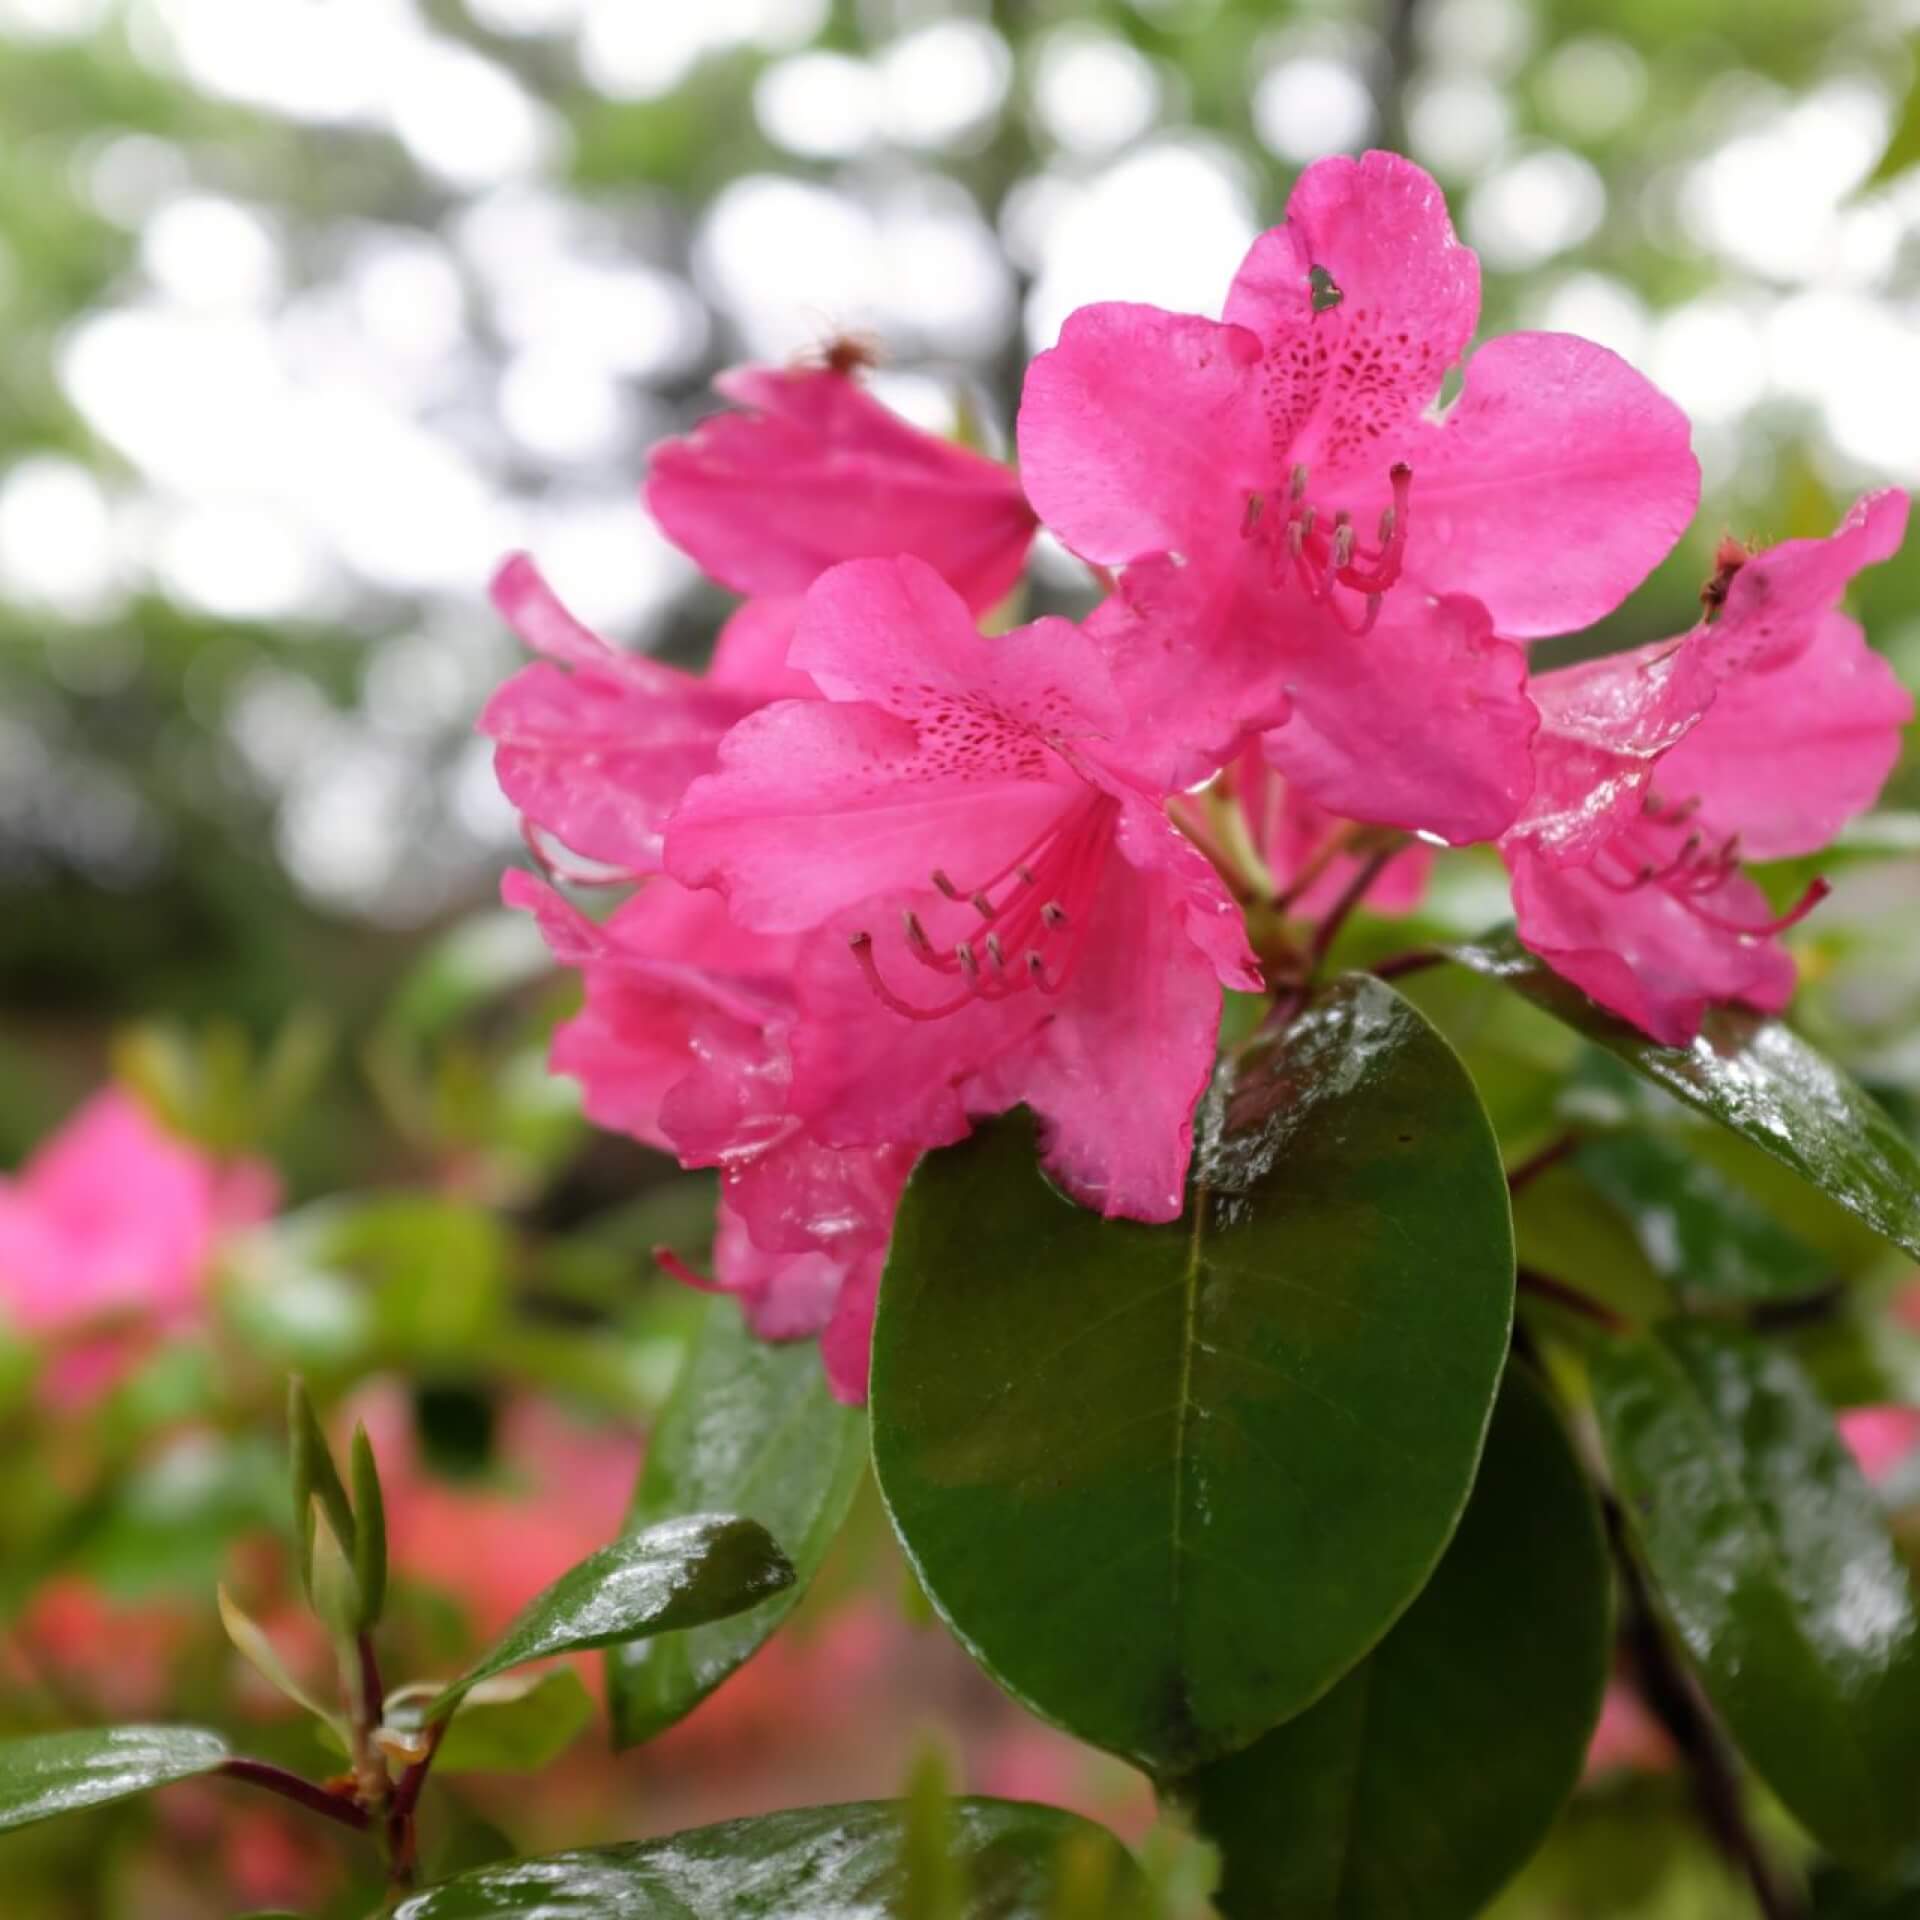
[1582,1679,1675,1781]
[0,1089,276,1396]
[1837,1407,1920,1483]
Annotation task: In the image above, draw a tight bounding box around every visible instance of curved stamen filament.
[1246,461,1413,620]
[849,795,1118,1018]
[1598,818,1832,941]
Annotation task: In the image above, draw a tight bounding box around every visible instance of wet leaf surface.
[1451,932,1920,1259]
[872,975,1514,1773]
[392,1798,1148,1918]
[0,1726,230,1832]
[1182,1366,1611,1920]
[610,1297,865,1749]
[1595,1322,1920,1865]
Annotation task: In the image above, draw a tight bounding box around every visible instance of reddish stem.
[219,1758,370,1834]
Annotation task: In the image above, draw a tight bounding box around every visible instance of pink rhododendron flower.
[1020,150,1695,814]
[484,363,1037,881]
[667,556,1264,1224]
[481,558,796,878]
[1503,493,1912,1045]
[645,364,1037,615]
[0,1090,276,1395]
[507,869,907,1402]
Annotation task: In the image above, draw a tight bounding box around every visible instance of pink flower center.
[848,791,1120,1020]
[1596,797,1830,939]
[1240,461,1414,636]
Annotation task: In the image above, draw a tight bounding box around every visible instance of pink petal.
[666,699,1080,934]
[482,556,757,873]
[1261,592,1538,844]
[791,555,1124,736]
[1507,841,1797,1047]
[709,596,815,700]
[1016,303,1267,567]
[645,365,1036,613]
[787,916,1032,1153]
[1084,554,1298,791]
[974,847,1229,1223]
[1704,489,1909,678]
[710,1207,845,1340]
[1224,151,1481,477]
[1511,638,1701,864]
[1655,612,1913,859]
[819,1248,886,1405]
[1389,332,1699,636]
[509,873,786,1154]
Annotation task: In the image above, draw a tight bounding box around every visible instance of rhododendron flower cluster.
[484,151,1913,1400]
[0,1088,276,1398]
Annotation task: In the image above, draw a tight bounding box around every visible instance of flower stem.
[1506,1132,1580,1193]
[1368,947,1445,981]
[1515,1265,1626,1333]
[385,1715,450,1887]
[1305,844,1400,979]
[218,1757,371,1833]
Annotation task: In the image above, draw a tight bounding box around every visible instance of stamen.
[653,1246,715,1290]
[1686,876,1830,938]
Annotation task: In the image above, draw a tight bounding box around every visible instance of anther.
[971,891,995,918]
[1016,864,1037,885]
[956,941,978,978]
[1041,900,1068,929]
[1242,492,1264,536]
[1289,464,1309,501]
[1332,522,1355,570]
[984,933,1006,970]
[902,910,930,951]
[931,869,962,900]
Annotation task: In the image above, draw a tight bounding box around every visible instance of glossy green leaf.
[872,974,1515,1773]
[1181,1366,1611,1920]
[427,1514,795,1720]
[1577,1130,1830,1303]
[1451,931,1920,1258]
[391,1799,1149,1918]
[0,1727,230,1833]
[609,1297,866,1749]
[420,1669,595,1775]
[1594,1322,1920,1864]
[350,1420,388,1631]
